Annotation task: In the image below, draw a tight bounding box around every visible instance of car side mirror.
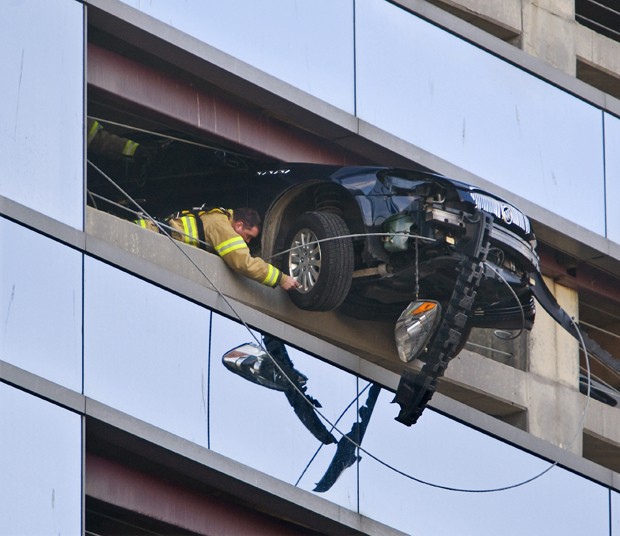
[222,343,288,391]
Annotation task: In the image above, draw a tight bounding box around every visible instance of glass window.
[83,257,210,447]
[0,218,83,392]
[0,0,84,230]
[0,383,82,535]
[209,312,359,511]
[84,256,362,511]
[604,112,620,244]
[355,0,605,236]
[116,0,355,113]
[613,490,620,535]
[358,389,610,535]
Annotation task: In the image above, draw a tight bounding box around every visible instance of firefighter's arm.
[224,245,299,289]
[87,119,140,159]
[220,243,282,288]
[207,219,282,287]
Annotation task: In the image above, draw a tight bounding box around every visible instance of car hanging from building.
[88,134,606,428]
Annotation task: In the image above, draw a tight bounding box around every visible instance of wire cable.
[294,383,372,487]
[89,116,260,160]
[464,340,513,358]
[263,233,435,263]
[88,160,360,448]
[87,141,595,494]
[341,313,593,494]
[482,262,526,341]
[88,190,436,262]
[579,320,620,341]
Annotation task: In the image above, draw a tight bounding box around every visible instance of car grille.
[470,192,531,235]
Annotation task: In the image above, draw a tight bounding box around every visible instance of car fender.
[261,180,364,267]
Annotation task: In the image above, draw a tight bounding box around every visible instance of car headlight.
[395,300,442,362]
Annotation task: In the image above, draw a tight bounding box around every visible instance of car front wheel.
[286,211,353,311]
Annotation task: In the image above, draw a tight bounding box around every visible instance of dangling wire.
[295,383,371,487]
[345,313,593,494]
[87,129,596,495]
[464,341,513,358]
[415,237,420,300]
[88,159,359,454]
[483,262,526,341]
[89,116,260,160]
[264,232,435,263]
[89,188,437,261]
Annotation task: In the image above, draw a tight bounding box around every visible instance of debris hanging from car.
[88,130,613,429]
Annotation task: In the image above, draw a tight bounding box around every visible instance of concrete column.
[521,0,576,75]
[575,23,620,99]
[426,0,522,40]
[528,276,582,453]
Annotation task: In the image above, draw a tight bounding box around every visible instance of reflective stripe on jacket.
[200,209,282,288]
[87,119,140,159]
[134,217,160,233]
[167,210,208,249]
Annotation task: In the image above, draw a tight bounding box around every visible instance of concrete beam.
[85,402,406,536]
[85,208,403,373]
[521,0,576,75]
[424,0,522,41]
[85,207,610,457]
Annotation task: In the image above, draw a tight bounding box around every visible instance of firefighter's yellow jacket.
[87,119,140,159]
[164,208,282,288]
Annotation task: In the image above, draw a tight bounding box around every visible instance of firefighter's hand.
[280,274,300,290]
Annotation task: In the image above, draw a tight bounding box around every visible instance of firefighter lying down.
[136,207,298,291]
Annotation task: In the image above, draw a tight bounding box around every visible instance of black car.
[257,164,539,328]
[88,138,583,424]
[89,147,539,327]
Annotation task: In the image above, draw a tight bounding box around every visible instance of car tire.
[286,211,353,311]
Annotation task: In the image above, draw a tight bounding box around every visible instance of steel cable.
[87,125,596,494]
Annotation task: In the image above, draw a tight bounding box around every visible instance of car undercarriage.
[87,124,619,448]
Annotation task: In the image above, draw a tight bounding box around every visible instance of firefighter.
[166,207,299,291]
[87,119,140,158]
[87,117,157,170]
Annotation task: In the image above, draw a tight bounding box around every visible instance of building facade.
[1,0,620,534]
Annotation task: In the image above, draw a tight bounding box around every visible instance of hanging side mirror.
[222,343,288,391]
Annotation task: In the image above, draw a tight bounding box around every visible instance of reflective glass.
[358,389,609,535]
[0,0,84,230]
[0,218,83,391]
[209,313,359,511]
[0,383,82,535]
[118,0,354,113]
[604,113,620,244]
[613,490,619,535]
[356,0,605,236]
[83,257,210,447]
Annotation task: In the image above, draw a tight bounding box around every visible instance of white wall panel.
[0,384,82,536]
[0,0,84,230]
[355,0,605,236]
[0,218,83,391]
[84,256,211,446]
[359,390,610,535]
[604,112,620,245]
[119,0,355,113]
[209,313,359,512]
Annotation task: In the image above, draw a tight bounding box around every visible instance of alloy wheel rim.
[289,228,321,293]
